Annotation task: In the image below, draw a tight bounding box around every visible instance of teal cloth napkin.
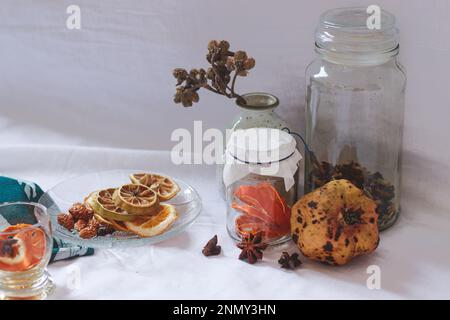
[0,176,94,262]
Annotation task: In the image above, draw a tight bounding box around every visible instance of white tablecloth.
[1,145,449,299]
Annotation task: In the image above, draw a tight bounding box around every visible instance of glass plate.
[39,169,202,248]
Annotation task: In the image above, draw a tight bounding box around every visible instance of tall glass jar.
[305,7,406,230]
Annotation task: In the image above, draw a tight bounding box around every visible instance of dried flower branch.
[173,40,255,107]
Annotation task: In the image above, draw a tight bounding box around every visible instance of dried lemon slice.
[123,204,177,237]
[113,184,160,215]
[130,173,180,201]
[88,189,136,222]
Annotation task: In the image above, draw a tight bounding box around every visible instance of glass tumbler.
[0,202,54,300]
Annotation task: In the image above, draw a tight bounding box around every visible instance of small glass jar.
[223,128,301,245]
[305,7,406,230]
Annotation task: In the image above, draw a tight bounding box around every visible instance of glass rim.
[235,92,280,110]
[0,201,48,235]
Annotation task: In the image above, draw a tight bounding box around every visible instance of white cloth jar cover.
[223,128,302,192]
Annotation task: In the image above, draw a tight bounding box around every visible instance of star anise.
[202,235,221,257]
[0,238,19,258]
[278,252,302,270]
[237,231,268,264]
[173,40,255,107]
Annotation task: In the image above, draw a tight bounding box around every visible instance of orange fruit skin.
[0,224,46,272]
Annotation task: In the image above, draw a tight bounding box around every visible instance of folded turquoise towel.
[0,176,94,262]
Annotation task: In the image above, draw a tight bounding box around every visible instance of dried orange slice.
[88,189,136,222]
[0,224,46,272]
[123,204,177,237]
[113,184,160,215]
[232,183,291,240]
[130,173,180,201]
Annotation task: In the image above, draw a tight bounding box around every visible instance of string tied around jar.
[281,127,325,176]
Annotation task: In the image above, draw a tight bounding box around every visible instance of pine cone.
[57,214,74,231]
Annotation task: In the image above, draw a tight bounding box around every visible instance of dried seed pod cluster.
[173,40,255,107]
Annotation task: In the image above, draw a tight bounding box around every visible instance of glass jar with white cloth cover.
[223,128,302,245]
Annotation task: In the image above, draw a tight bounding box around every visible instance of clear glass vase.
[305,8,406,230]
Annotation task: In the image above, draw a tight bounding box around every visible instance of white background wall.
[1,0,450,211]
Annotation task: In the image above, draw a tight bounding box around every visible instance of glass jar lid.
[315,7,399,63]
